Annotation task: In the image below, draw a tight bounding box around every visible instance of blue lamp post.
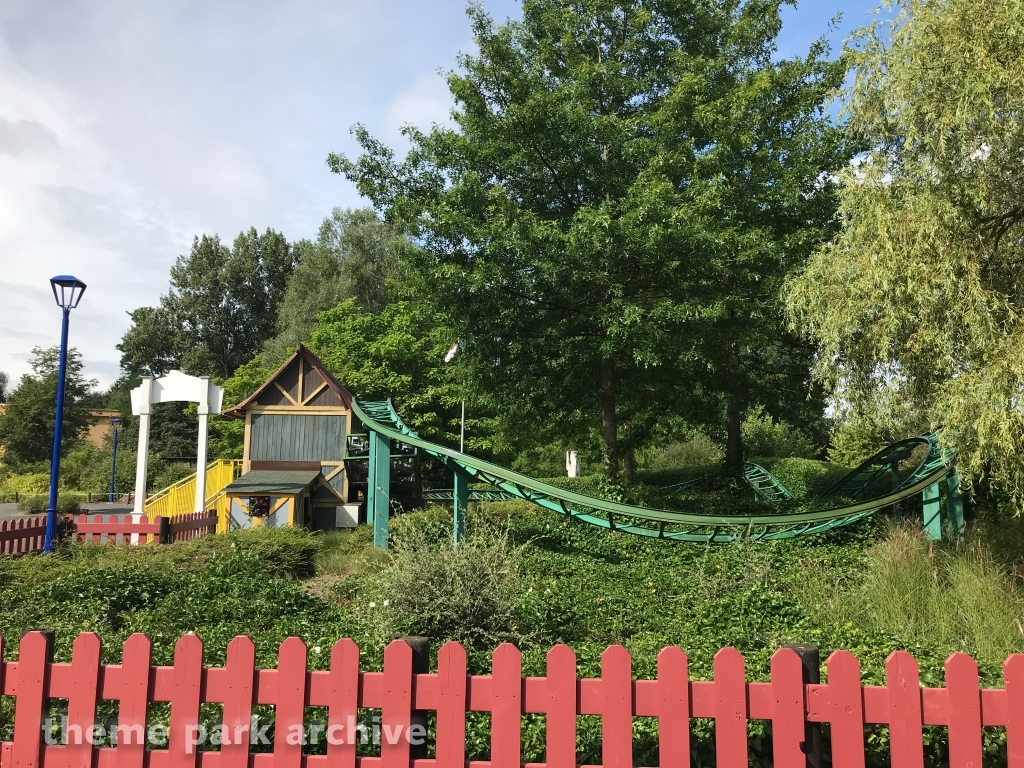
[108,416,121,504]
[44,275,87,553]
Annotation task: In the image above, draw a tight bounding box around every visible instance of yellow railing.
[145,460,242,533]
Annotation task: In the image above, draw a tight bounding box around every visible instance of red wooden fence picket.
[1,631,1023,768]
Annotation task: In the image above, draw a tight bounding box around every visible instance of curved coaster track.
[352,399,963,544]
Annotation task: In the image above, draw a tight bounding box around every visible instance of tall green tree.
[0,371,9,403]
[262,208,407,364]
[310,299,467,447]
[332,0,848,476]
[786,0,1024,504]
[119,227,296,380]
[0,347,97,465]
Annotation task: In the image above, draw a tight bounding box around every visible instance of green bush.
[369,518,526,648]
[742,406,820,459]
[635,465,722,488]
[16,494,81,514]
[757,458,853,500]
[0,471,50,496]
[646,434,724,470]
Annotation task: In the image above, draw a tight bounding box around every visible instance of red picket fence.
[0,512,218,555]
[71,514,163,545]
[1,631,1022,768]
[0,517,47,555]
[165,511,218,542]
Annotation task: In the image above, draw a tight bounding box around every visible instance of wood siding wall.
[250,414,346,463]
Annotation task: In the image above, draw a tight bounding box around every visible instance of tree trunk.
[622,419,634,486]
[601,357,618,478]
[726,348,743,472]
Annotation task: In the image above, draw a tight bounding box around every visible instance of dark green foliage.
[0,508,1016,767]
[262,209,408,364]
[758,457,853,500]
[0,347,97,465]
[16,494,80,513]
[333,0,850,474]
[311,300,468,449]
[118,228,296,381]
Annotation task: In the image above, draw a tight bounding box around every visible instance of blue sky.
[0,0,887,387]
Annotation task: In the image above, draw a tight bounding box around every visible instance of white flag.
[444,343,459,363]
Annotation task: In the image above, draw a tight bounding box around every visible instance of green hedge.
[16,494,82,514]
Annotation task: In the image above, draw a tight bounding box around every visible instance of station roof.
[222,470,322,496]
[222,344,353,419]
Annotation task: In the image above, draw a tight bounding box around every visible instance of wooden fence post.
[158,517,170,545]
[783,644,822,768]
[403,636,431,759]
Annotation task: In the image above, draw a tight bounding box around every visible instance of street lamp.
[44,275,87,553]
[108,416,122,504]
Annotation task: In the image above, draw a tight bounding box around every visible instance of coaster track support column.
[368,429,391,549]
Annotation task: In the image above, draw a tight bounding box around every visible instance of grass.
[802,518,1024,666]
[1,500,1021,767]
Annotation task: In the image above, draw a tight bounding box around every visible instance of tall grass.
[802,520,1024,664]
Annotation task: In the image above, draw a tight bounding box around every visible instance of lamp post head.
[110,416,122,427]
[50,275,87,310]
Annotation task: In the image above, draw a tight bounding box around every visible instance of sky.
[0,0,888,390]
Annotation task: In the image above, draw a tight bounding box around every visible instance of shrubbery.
[758,457,853,500]
[16,494,81,513]
[2,505,1019,767]
[368,515,527,648]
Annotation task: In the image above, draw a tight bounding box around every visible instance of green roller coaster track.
[351,398,964,548]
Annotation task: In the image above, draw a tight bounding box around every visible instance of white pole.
[131,377,153,522]
[130,376,154,545]
[460,400,465,452]
[194,378,211,513]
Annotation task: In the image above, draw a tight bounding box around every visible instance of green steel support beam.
[453,470,469,544]
[368,429,391,549]
[922,482,942,541]
[945,472,965,540]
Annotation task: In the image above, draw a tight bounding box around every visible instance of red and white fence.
[0,512,218,555]
[0,631,1021,768]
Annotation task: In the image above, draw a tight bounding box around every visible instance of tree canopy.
[118,227,296,380]
[262,208,407,364]
[332,0,849,476]
[0,347,97,466]
[786,0,1024,503]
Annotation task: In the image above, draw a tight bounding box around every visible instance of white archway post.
[131,377,154,521]
[131,372,224,536]
[194,377,213,514]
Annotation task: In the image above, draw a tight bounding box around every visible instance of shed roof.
[222,470,322,496]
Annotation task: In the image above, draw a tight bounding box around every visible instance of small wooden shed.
[222,345,357,529]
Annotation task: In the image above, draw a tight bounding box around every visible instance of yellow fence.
[145,460,242,533]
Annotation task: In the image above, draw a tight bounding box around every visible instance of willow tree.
[787,0,1024,501]
[333,0,847,476]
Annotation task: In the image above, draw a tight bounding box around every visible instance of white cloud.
[384,69,456,144]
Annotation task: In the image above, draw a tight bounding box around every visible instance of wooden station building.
[220,345,418,531]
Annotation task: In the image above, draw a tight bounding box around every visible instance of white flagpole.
[445,343,466,452]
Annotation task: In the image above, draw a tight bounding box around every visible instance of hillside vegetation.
[2,503,1021,766]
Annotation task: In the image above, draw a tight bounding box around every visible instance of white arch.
[130,371,224,521]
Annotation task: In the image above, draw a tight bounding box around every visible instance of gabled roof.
[222,344,353,420]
